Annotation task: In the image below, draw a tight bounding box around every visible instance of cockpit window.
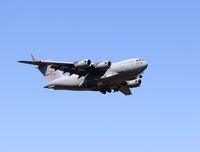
[136,58,144,62]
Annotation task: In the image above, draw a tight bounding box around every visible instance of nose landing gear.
[138,75,143,78]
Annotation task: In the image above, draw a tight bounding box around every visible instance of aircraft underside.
[19,56,148,95]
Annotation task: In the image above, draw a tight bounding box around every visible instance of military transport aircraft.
[19,55,148,95]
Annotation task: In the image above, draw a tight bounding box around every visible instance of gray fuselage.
[46,58,148,91]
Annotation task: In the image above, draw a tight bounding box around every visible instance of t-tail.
[18,55,64,82]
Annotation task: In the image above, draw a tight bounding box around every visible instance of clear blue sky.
[0,0,200,152]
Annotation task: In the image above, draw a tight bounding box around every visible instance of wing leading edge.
[18,60,74,67]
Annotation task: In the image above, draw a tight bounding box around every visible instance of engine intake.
[95,61,112,70]
[74,59,91,69]
[126,79,142,88]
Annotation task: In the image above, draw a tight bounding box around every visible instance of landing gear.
[100,90,106,94]
[113,88,119,92]
[106,89,112,93]
[138,75,143,78]
[100,88,112,94]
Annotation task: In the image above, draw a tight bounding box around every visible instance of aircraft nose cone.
[143,61,148,69]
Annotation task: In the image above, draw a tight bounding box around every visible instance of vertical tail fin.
[32,55,64,82]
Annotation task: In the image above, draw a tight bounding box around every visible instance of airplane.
[18,55,148,95]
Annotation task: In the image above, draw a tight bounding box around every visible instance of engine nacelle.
[126,79,142,88]
[74,59,91,69]
[95,61,112,70]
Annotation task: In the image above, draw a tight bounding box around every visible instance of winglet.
[31,54,36,61]
[18,54,39,67]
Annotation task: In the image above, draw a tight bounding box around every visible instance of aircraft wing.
[18,60,92,76]
[18,60,74,66]
[119,86,132,95]
[19,56,112,76]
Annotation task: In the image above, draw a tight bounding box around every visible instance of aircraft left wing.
[18,60,91,76]
[19,56,112,76]
[18,60,74,67]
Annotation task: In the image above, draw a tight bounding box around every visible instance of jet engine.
[126,79,142,88]
[95,61,112,70]
[74,59,91,69]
